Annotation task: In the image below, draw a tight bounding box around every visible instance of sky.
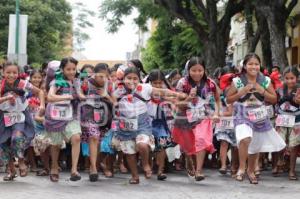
[68,0,139,61]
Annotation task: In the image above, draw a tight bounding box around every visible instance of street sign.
[7,14,28,67]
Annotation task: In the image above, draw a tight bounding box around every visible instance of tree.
[153,0,244,72]
[0,0,73,64]
[71,2,95,52]
[255,0,298,69]
[142,16,203,71]
[100,0,244,72]
[244,1,273,68]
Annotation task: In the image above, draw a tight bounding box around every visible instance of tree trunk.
[254,0,297,70]
[202,27,229,74]
[255,8,273,70]
[266,11,289,70]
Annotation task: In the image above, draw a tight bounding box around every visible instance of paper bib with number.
[94,109,105,123]
[4,112,25,127]
[119,118,138,131]
[216,118,234,130]
[247,107,267,122]
[275,114,295,128]
[50,104,73,121]
[266,105,275,118]
[186,108,205,123]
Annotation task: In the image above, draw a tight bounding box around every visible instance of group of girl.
[0,53,298,185]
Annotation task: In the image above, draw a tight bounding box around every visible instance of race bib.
[186,108,205,123]
[275,114,295,128]
[4,112,25,127]
[94,109,105,123]
[119,118,138,131]
[216,117,234,130]
[111,120,118,131]
[266,105,275,118]
[50,104,73,121]
[248,107,267,122]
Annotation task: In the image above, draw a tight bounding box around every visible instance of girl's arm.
[47,86,73,103]
[152,87,187,100]
[255,83,277,104]
[221,104,233,117]
[0,94,14,104]
[31,85,45,111]
[213,89,221,117]
[226,82,253,104]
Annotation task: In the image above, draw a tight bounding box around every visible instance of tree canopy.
[0,0,73,65]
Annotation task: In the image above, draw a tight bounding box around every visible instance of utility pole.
[15,0,20,62]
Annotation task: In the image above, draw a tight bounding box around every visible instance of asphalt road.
[0,168,299,199]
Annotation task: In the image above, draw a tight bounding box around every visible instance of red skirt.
[172,119,215,155]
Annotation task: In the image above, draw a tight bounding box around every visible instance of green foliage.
[142,17,202,71]
[72,2,95,52]
[0,0,72,65]
[100,0,203,72]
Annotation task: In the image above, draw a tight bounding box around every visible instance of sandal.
[89,173,99,182]
[219,168,227,175]
[129,178,140,184]
[272,168,280,177]
[254,170,261,178]
[195,171,205,181]
[231,170,238,178]
[49,173,59,182]
[235,171,245,182]
[104,170,114,178]
[248,173,258,184]
[36,169,49,176]
[3,172,17,181]
[70,172,81,181]
[19,165,28,177]
[119,164,128,174]
[144,169,152,179]
[187,169,195,177]
[289,173,298,181]
[157,172,167,181]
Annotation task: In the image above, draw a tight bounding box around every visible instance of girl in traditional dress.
[80,63,115,181]
[44,57,86,182]
[172,57,221,181]
[226,53,286,184]
[0,62,45,181]
[112,67,185,184]
[146,69,176,181]
[274,66,300,180]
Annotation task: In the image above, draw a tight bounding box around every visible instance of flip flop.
[129,178,140,184]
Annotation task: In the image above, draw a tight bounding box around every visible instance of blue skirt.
[114,112,152,141]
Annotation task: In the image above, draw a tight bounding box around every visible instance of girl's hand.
[66,94,74,101]
[254,83,265,95]
[212,113,220,123]
[78,93,86,101]
[5,94,15,101]
[38,105,45,113]
[294,95,300,104]
[188,87,197,100]
[239,84,254,96]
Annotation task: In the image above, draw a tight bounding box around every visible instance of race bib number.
[4,112,25,127]
[266,105,275,118]
[50,104,73,121]
[119,118,138,131]
[94,109,105,123]
[111,120,118,131]
[216,117,234,130]
[248,107,267,122]
[186,108,205,123]
[275,114,295,128]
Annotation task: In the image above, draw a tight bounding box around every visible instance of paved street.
[0,168,299,199]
